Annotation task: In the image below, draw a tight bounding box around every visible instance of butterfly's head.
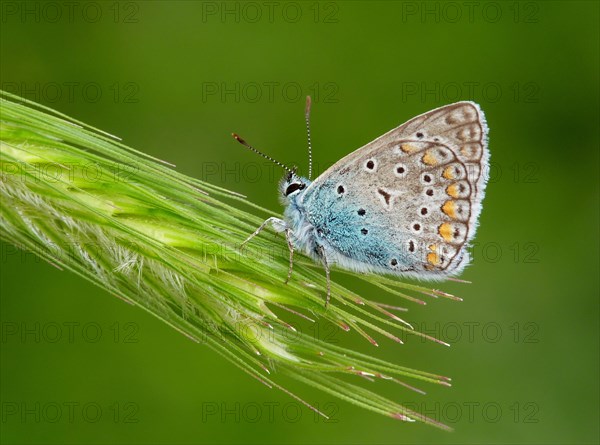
[279,170,310,204]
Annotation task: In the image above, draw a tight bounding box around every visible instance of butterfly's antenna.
[305,96,313,180]
[231,133,294,175]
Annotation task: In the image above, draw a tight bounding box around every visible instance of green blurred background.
[1,1,598,443]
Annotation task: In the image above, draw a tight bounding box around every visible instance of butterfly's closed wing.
[301,102,489,278]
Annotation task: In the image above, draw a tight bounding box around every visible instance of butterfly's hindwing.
[301,102,489,278]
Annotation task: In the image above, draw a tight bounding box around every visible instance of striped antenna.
[305,96,313,179]
[231,133,294,175]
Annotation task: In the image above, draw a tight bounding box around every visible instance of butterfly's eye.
[285,182,305,196]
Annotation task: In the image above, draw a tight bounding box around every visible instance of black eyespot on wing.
[357,208,366,216]
[337,185,345,194]
[366,160,375,169]
[408,241,415,252]
[426,189,434,196]
[361,228,368,235]
[413,223,421,231]
[416,132,424,138]
[390,258,398,266]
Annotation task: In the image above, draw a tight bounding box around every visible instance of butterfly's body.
[237,101,489,305]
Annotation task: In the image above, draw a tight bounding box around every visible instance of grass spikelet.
[0,90,456,430]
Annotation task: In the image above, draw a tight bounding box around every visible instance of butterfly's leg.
[241,217,286,248]
[284,228,294,284]
[316,245,331,307]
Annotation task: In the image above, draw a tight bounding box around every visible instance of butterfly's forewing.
[301,102,489,277]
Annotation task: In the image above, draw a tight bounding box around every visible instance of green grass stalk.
[0,90,457,429]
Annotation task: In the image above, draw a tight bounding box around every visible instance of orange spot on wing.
[427,252,440,266]
[446,183,460,198]
[438,222,453,242]
[422,151,438,166]
[442,200,457,218]
[401,143,418,153]
[443,166,456,179]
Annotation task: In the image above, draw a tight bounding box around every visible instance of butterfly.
[234,98,489,306]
